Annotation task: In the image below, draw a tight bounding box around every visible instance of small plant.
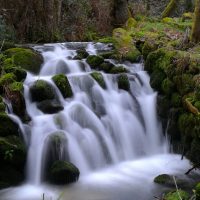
[4,149,14,160]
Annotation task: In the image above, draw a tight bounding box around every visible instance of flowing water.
[0,43,197,200]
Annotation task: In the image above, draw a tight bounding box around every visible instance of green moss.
[189,135,200,164]
[117,74,130,91]
[8,82,23,92]
[195,182,200,200]
[4,48,43,74]
[50,160,80,185]
[109,66,128,74]
[173,74,194,95]
[99,51,115,59]
[99,61,115,73]
[0,73,16,93]
[142,41,158,60]
[164,190,190,200]
[0,113,19,137]
[150,69,166,91]
[52,74,73,98]
[161,0,178,19]
[30,80,55,102]
[86,55,104,68]
[161,78,175,95]
[171,93,182,107]
[154,174,171,184]
[194,101,200,111]
[74,49,89,60]
[90,72,106,89]
[0,103,5,112]
[125,18,137,30]
[98,37,114,43]
[123,47,141,63]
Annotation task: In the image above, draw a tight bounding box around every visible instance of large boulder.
[52,74,73,98]
[49,160,80,185]
[74,49,89,60]
[86,55,104,68]
[0,136,26,189]
[30,80,55,102]
[0,113,20,137]
[4,48,43,74]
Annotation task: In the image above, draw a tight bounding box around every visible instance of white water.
[0,42,196,200]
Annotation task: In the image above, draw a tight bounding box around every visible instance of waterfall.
[1,42,194,200]
[21,42,168,184]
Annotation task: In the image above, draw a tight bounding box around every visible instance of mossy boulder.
[2,58,27,81]
[171,93,182,107]
[30,80,55,102]
[99,61,115,73]
[86,55,104,68]
[0,135,26,188]
[125,18,137,30]
[0,73,16,93]
[37,100,64,114]
[117,74,130,91]
[164,190,190,200]
[74,49,89,60]
[173,74,194,95]
[161,78,175,96]
[52,74,73,98]
[49,160,80,185]
[0,113,20,137]
[110,66,128,74]
[150,69,166,91]
[142,41,158,60]
[154,174,173,185]
[4,48,43,74]
[112,28,141,63]
[0,136,26,170]
[90,72,106,89]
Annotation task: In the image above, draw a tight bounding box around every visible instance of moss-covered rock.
[125,18,137,30]
[90,72,106,89]
[4,48,43,74]
[171,93,182,107]
[30,80,55,102]
[49,160,80,185]
[86,55,104,68]
[4,82,28,121]
[150,69,166,91]
[161,78,175,96]
[99,61,115,73]
[109,66,128,74]
[173,74,194,95]
[142,41,158,60]
[37,100,64,114]
[52,74,73,98]
[0,73,16,93]
[74,49,89,60]
[0,113,20,137]
[164,190,190,200]
[154,174,172,184]
[117,74,130,91]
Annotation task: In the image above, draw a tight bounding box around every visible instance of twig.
[173,176,182,200]
[185,163,200,175]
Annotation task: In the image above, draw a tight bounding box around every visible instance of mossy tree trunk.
[191,0,200,43]
[161,0,180,18]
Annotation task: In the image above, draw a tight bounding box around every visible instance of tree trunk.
[114,0,129,26]
[162,0,179,18]
[191,0,200,42]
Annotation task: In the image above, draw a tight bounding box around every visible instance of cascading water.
[0,43,197,200]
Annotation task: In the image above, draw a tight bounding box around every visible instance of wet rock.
[52,74,73,98]
[90,72,106,89]
[0,113,20,137]
[37,100,64,114]
[99,61,115,73]
[117,74,130,91]
[86,55,104,68]
[110,66,128,74]
[30,80,55,102]
[74,49,89,60]
[4,48,43,74]
[49,160,80,185]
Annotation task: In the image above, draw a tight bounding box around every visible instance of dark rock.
[49,160,80,185]
[30,80,55,102]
